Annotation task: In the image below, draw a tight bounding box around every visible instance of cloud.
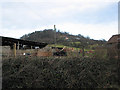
[55,22,118,40]
[0,21,117,40]
[0,28,36,39]
[1,1,117,28]
[23,1,115,16]
[0,1,118,41]
[0,0,119,3]
[0,6,2,29]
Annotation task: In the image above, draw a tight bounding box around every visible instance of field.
[2,56,119,88]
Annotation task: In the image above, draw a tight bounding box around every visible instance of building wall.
[2,46,11,57]
[37,51,52,57]
[107,43,119,59]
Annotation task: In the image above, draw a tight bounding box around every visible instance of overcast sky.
[0,0,119,40]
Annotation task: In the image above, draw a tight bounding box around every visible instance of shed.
[107,34,120,59]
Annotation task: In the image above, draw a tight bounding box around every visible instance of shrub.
[93,47,107,59]
[2,56,119,88]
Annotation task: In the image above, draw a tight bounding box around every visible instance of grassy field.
[2,56,119,88]
[48,44,94,51]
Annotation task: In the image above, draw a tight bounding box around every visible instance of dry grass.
[93,47,108,59]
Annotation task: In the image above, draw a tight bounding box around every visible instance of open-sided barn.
[0,36,48,57]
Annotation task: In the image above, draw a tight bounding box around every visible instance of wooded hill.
[20,29,106,49]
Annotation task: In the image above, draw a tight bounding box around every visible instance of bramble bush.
[93,47,108,59]
[2,56,119,88]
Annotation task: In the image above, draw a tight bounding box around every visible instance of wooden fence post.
[17,41,19,50]
[14,43,16,57]
[82,46,85,57]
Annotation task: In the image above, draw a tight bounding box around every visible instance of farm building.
[107,34,120,59]
[0,36,49,57]
[0,36,68,57]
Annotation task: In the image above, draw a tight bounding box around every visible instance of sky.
[0,0,119,41]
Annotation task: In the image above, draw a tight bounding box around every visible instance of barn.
[107,34,120,59]
[0,36,48,57]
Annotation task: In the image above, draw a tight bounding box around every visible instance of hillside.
[20,29,106,49]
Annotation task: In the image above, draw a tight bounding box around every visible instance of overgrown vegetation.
[2,56,119,88]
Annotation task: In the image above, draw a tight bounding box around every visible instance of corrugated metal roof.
[0,36,48,48]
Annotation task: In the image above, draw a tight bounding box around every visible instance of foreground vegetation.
[2,56,118,88]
